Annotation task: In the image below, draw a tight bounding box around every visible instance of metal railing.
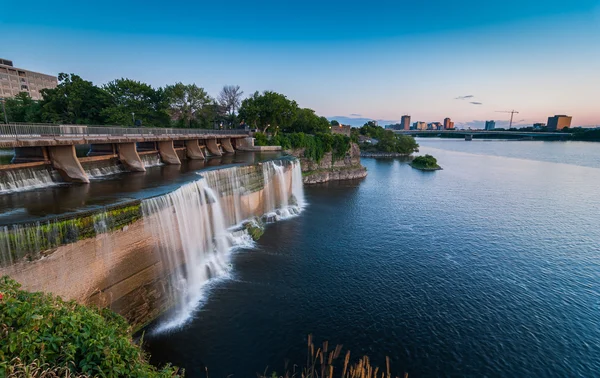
[0,123,249,139]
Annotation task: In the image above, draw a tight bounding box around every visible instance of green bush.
[0,277,181,377]
[411,154,440,169]
[254,132,269,146]
[257,132,351,162]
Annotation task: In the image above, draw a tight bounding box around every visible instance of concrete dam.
[0,149,305,330]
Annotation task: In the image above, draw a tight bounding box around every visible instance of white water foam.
[0,167,62,194]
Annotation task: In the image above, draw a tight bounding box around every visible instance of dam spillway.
[0,156,305,329]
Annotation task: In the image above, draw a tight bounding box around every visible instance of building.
[485,120,496,130]
[0,59,58,100]
[547,115,572,131]
[443,118,452,130]
[427,122,442,130]
[331,124,351,137]
[533,123,546,130]
[413,121,427,130]
[401,115,411,130]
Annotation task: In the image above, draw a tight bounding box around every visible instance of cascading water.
[0,167,62,193]
[141,153,163,168]
[86,164,126,179]
[141,158,306,331]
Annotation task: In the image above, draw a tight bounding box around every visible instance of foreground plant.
[0,277,181,377]
[259,334,408,378]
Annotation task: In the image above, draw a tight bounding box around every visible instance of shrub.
[0,277,181,377]
[411,154,439,168]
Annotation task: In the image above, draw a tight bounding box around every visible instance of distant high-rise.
[444,118,452,130]
[0,58,58,100]
[547,115,572,131]
[485,120,496,130]
[401,115,411,130]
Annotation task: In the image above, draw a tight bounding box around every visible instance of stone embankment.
[287,143,367,184]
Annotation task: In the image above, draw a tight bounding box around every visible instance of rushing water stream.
[145,140,600,377]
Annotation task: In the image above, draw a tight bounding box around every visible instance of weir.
[0,157,305,330]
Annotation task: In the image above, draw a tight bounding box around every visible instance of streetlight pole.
[131,112,135,126]
[0,98,7,124]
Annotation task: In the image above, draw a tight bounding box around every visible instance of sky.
[2,0,600,128]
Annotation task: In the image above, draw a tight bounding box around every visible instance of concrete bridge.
[394,129,572,140]
[0,123,250,183]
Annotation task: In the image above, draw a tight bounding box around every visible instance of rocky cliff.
[288,143,367,184]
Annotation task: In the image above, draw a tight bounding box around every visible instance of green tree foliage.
[0,93,42,123]
[238,91,298,133]
[287,108,330,134]
[0,277,181,377]
[102,78,170,127]
[330,120,340,126]
[357,123,419,154]
[255,132,350,162]
[411,154,440,169]
[40,73,109,124]
[164,83,211,128]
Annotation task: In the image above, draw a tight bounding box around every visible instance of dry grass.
[258,335,408,378]
[2,358,92,378]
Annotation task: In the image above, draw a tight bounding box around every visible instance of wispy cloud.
[455,95,474,100]
[470,101,483,105]
[349,113,362,117]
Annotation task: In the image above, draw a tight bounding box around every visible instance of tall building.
[547,115,572,131]
[444,118,452,130]
[485,120,496,130]
[401,115,411,130]
[0,59,58,100]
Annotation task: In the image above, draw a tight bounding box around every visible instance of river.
[145,139,600,377]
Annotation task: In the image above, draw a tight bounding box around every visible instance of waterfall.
[291,159,306,209]
[0,167,62,193]
[86,164,126,179]
[141,158,306,331]
[141,153,163,168]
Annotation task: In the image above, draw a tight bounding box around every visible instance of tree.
[39,73,109,124]
[102,78,170,127]
[164,83,211,128]
[197,99,228,129]
[287,108,330,134]
[218,85,244,127]
[330,120,340,126]
[238,91,298,133]
[1,92,42,123]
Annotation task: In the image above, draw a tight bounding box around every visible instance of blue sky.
[2,0,599,127]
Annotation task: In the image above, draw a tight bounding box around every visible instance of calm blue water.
[146,139,600,377]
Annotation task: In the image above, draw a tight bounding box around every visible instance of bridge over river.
[0,123,251,183]
[394,129,572,140]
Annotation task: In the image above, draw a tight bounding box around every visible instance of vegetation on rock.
[355,122,419,155]
[410,154,441,170]
[244,218,265,241]
[0,203,142,265]
[255,132,351,162]
[0,277,181,377]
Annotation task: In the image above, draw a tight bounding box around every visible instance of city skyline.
[1,0,599,127]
